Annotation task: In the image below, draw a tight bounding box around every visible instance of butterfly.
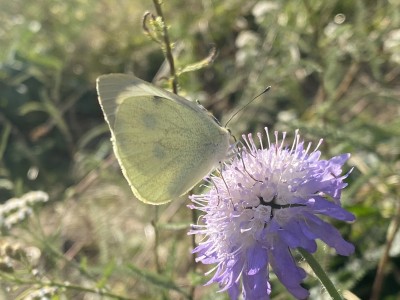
[96,74,230,204]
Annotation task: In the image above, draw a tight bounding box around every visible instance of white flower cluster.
[0,191,49,230]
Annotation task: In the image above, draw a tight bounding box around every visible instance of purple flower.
[189,129,355,300]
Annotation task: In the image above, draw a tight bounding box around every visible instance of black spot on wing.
[153,143,166,160]
[142,113,157,129]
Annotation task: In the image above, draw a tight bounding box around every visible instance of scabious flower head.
[189,129,355,300]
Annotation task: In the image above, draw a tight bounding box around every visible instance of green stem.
[188,208,197,300]
[152,207,161,274]
[152,0,178,94]
[297,248,343,300]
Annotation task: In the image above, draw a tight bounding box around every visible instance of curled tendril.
[142,11,162,44]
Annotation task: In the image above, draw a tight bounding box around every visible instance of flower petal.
[242,267,271,300]
[246,245,268,275]
[308,196,355,222]
[269,239,309,299]
[303,212,355,255]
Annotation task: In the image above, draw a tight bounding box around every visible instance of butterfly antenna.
[225,86,271,128]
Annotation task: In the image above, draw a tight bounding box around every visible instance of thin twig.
[370,200,400,300]
[152,208,162,274]
[333,62,359,102]
[150,4,196,299]
[152,0,178,94]
[189,208,197,300]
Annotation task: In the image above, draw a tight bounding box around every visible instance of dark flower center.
[257,196,306,219]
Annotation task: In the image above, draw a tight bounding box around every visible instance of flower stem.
[298,248,343,300]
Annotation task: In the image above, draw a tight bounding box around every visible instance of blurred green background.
[0,0,399,299]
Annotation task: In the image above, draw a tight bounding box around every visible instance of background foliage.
[0,0,399,299]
